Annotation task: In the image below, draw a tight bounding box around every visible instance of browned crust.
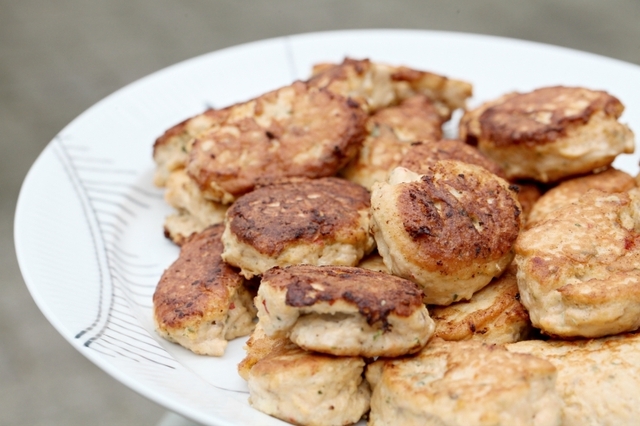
[186,81,367,200]
[153,224,245,329]
[397,163,521,273]
[430,264,530,340]
[398,139,506,178]
[309,57,472,116]
[479,86,625,147]
[262,265,424,328]
[226,177,371,257]
[152,109,216,158]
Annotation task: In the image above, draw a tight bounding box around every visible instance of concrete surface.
[3,1,640,424]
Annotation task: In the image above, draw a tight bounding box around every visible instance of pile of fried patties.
[151,58,640,426]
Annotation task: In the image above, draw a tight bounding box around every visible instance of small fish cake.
[309,58,473,117]
[473,86,635,182]
[515,188,640,338]
[221,177,375,279]
[366,339,562,426]
[152,224,256,356]
[371,163,522,306]
[398,138,506,178]
[507,332,640,426]
[340,94,444,190]
[256,265,435,358]
[526,167,635,228]
[247,339,370,426]
[430,263,532,344]
[186,80,367,204]
[162,169,228,245]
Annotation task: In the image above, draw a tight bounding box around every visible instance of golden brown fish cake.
[162,169,228,245]
[526,167,636,228]
[247,341,370,426]
[371,163,522,306]
[153,224,257,356]
[340,95,444,190]
[430,264,532,344]
[516,188,640,338]
[366,339,562,426]
[152,108,219,187]
[475,86,635,182]
[186,80,367,204]
[309,58,472,117]
[398,138,506,178]
[221,177,375,278]
[458,92,518,146]
[256,265,435,358]
[507,332,640,426]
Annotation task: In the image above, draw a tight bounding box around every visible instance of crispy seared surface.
[479,86,625,147]
[153,224,245,331]
[527,167,635,228]
[430,264,532,344]
[340,95,444,190]
[458,92,518,146]
[398,138,505,178]
[264,265,424,325]
[309,57,472,117]
[395,163,521,273]
[225,177,371,257]
[371,163,522,305]
[185,81,367,203]
[257,265,434,357]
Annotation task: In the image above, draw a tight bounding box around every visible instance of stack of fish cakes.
[151,57,640,425]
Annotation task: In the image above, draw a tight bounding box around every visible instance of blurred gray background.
[3,1,640,425]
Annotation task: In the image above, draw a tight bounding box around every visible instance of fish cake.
[247,340,370,426]
[371,163,522,305]
[472,86,635,182]
[526,167,635,228]
[398,138,506,178]
[309,57,472,117]
[162,169,228,245]
[340,94,444,190]
[515,188,640,338]
[256,265,435,358]
[221,177,375,279]
[430,263,532,344]
[507,332,640,426]
[186,80,367,204]
[366,339,562,426]
[152,224,256,356]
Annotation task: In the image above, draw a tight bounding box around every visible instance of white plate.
[14,29,640,426]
